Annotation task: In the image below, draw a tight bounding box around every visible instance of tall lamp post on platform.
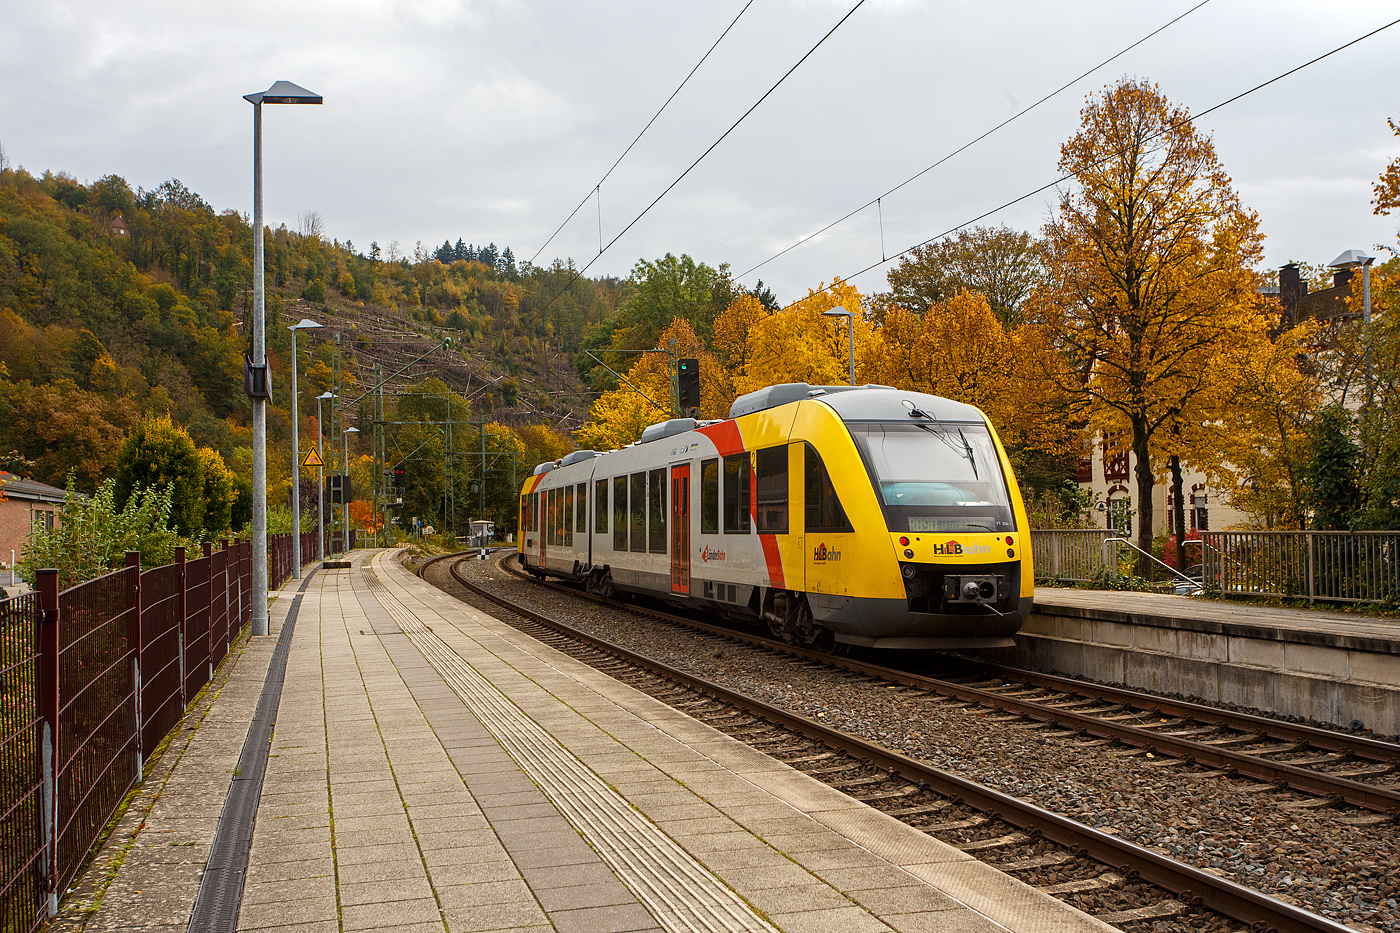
[244,79,322,636]
[288,318,322,579]
[822,306,855,386]
[1330,249,1376,409]
[316,391,336,563]
[343,426,359,552]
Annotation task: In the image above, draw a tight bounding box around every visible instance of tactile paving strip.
[362,568,776,933]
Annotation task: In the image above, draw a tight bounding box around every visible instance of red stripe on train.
[759,534,785,589]
[697,420,744,457]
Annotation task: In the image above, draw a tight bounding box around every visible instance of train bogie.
[519,384,1033,651]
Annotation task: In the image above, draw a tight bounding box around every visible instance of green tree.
[883,225,1043,325]
[114,413,205,537]
[1304,406,1362,531]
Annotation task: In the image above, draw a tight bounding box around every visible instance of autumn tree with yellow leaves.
[1031,78,1269,574]
[726,278,878,397]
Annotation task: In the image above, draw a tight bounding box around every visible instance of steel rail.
[963,661,1400,761]
[499,554,1400,814]
[429,553,1357,933]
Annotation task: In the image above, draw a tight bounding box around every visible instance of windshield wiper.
[957,429,978,479]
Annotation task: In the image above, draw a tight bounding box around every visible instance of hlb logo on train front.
[813,542,841,563]
[929,540,990,555]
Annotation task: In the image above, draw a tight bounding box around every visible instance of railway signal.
[678,358,700,412]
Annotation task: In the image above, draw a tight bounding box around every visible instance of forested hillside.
[0,165,614,518]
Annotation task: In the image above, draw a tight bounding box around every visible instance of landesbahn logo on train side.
[813,542,842,563]
[700,545,726,563]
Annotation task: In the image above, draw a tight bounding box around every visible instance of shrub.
[20,475,183,588]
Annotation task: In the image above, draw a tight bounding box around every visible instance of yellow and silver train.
[518,383,1033,651]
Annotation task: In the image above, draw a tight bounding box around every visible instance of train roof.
[728,383,984,424]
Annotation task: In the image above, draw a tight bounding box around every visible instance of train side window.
[648,468,666,553]
[595,479,608,535]
[805,443,853,533]
[520,495,529,535]
[629,472,646,552]
[722,453,751,534]
[564,485,574,547]
[613,477,627,551]
[576,483,587,533]
[700,458,719,534]
[754,446,788,534]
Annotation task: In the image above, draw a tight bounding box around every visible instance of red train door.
[670,464,690,595]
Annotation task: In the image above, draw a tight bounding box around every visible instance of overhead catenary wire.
[736,0,1214,281]
[528,0,757,266]
[803,15,1400,306]
[522,0,868,331]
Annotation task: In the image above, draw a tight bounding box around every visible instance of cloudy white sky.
[4,0,1398,302]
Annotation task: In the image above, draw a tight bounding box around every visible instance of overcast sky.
[4,0,1398,302]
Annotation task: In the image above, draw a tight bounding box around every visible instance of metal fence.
[0,592,42,933]
[1,532,299,927]
[1030,530,1116,583]
[1203,530,1400,604]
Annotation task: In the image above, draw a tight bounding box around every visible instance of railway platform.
[1015,587,1400,737]
[56,549,1116,933]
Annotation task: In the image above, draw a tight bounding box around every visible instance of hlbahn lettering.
[929,540,991,556]
[813,542,842,563]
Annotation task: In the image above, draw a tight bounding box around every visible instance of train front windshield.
[848,422,1016,533]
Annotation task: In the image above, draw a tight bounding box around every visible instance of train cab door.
[670,463,690,595]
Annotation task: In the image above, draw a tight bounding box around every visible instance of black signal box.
[678,358,700,410]
[392,463,406,489]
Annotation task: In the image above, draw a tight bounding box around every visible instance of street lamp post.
[316,392,336,563]
[1329,249,1376,408]
[343,426,359,552]
[288,318,322,579]
[822,307,855,386]
[244,80,322,636]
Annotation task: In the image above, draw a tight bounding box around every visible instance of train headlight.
[901,564,916,579]
[903,548,914,559]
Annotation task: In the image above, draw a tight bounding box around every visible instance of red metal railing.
[16,533,299,920]
[0,590,43,933]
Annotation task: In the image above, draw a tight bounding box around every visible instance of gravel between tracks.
[441,557,1398,933]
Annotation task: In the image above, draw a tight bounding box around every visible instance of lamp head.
[822,307,852,319]
[317,392,336,400]
[344,427,359,435]
[1329,249,1375,269]
[290,318,323,331]
[244,81,323,106]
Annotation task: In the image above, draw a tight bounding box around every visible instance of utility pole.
[331,334,341,552]
[668,337,678,417]
[479,420,487,522]
[374,363,383,547]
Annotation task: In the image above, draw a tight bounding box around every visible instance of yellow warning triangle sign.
[301,449,324,468]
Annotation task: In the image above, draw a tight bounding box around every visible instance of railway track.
[499,552,1400,816]
[419,551,1368,933]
